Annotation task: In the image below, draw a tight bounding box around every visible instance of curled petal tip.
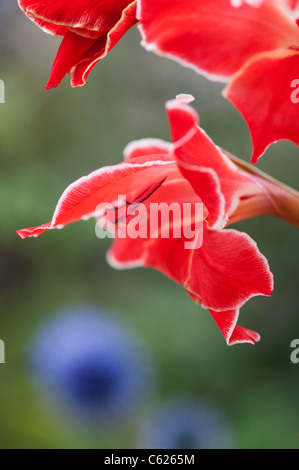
[166,94,196,110]
[17,222,52,239]
[175,94,195,105]
[44,83,56,91]
[210,309,261,346]
[16,230,26,240]
[228,327,261,346]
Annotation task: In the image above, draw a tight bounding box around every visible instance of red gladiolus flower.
[138,0,299,163]
[17,95,284,345]
[18,0,137,88]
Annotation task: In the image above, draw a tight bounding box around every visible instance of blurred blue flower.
[141,396,233,449]
[30,306,152,422]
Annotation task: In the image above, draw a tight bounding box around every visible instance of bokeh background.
[0,3,298,449]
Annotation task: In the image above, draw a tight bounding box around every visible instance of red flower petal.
[25,17,68,37]
[123,138,173,161]
[224,49,299,163]
[166,96,262,229]
[18,0,137,88]
[69,2,137,88]
[17,121,274,345]
[138,0,298,80]
[109,218,273,312]
[107,235,146,270]
[134,225,273,311]
[209,309,260,345]
[45,31,97,89]
[108,223,273,344]
[17,222,52,240]
[18,0,135,33]
[17,158,176,239]
[184,228,273,311]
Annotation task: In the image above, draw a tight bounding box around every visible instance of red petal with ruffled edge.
[166,95,263,229]
[210,309,260,346]
[69,2,137,88]
[138,0,298,81]
[18,0,137,88]
[108,222,273,344]
[17,155,177,239]
[18,0,135,34]
[224,49,299,163]
[25,17,68,37]
[134,225,274,312]
[123,138,173,160]
[184,228,273,311]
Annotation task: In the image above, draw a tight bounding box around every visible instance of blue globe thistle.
[140,396,233,449]
[30,306,152,422]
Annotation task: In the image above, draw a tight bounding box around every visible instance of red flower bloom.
[138,0,299,163]
[18,0,137,88]
[17,95,285,345]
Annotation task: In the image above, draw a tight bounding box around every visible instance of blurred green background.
[0,4,298,449]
